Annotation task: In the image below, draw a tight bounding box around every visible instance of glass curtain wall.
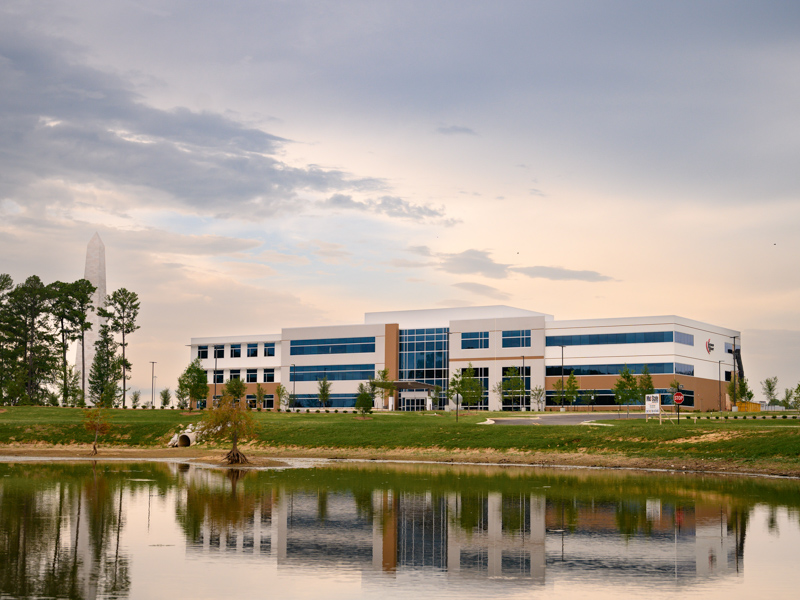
[399,328,449,410]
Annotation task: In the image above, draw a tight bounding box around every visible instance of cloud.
[439,249,510,279]
[255,250,311,266]
[397,246,613,284]
[453,282,510,300]
[321,194,448,222]
[436,125,478,136]
[407,245,433,257]
[298,240,352,264]
[512,266,613,282]
[0,17,385,219]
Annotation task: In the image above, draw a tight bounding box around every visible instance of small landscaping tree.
[637,365,655,403]
[199,392,258,464]
[131,389,141,409]
[613,366,638,406]
[317,376,331,408]
[372,368,396,409]
[83,406,111,456]
[530,385,545,411]
[255,383,266,410]
[460,364,484,409]
[275,383,289,410]
[564,372,580,407]
[223,378,247,406]
[761,376,778,405]
[355,382,374,415]
[160,387,171,408]
[178,359,208,410]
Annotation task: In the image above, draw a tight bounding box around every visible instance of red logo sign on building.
[706,339,714,354]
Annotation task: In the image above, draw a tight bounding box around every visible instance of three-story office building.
[189,305,740,411]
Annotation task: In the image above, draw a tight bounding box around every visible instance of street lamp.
[730,335,739,408]
[291,364,296,409]
[558,345,566,410]
[150,361,156,409]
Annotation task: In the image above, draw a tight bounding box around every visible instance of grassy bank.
[1,407,799,475]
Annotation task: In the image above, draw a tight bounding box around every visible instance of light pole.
[558,345,566,410]
[213,353,218,403]
[718,360,722,412]
[521,355,526,411]
[291,364,296,409]
[150,362,156,409]
[731,335,739,409]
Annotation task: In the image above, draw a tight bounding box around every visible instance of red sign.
[674,392,685,405]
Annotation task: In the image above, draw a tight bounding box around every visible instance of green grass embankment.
[1,407,799,472]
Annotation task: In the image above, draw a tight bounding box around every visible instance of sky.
[2,0,799,403]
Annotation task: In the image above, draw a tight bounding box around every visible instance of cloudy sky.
[2,0,799,401]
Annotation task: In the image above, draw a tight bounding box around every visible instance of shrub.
[325,409,329,413]
[334,409,338,413]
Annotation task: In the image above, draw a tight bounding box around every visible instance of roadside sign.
[645,394,660,415]
[674,392,685,405]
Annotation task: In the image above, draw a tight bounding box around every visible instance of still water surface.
[1,459,799,600]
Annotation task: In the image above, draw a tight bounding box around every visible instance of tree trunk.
[121,326,126,408]
[224,431,248,464]
[81,330,86,404]
[90,430,98,456]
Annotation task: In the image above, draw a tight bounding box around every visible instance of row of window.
[209,368,275,384]
[462,331,489,350]
[545,363,694,377]
[289,337,376,356]
[292,393,358,408]
[502,330,532,348]
[289,364,376,382]
[198,343,275,359]
[546,331,695,347]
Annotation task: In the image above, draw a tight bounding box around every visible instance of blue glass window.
[264,343,275,357]
[230,344,241,358]
[247,343,258,357]
[213,370,223,384]
[213,345,224,359]
[461,331,489,350]
[547,331,677,347]
[675,363,694,376]
[293,393,358,408]
[197,345,208,359]
[502,330,531,348]
[246,369,257,383]
[675,332,694,346]
[290,337,376,355]
[290,364,375,382]
[263,368,275,383]
[546,363,674,376]
[229,369,241,379]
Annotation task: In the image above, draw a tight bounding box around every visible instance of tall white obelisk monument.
[75,233,107,390]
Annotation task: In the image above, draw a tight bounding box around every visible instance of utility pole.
[150,361,156,409]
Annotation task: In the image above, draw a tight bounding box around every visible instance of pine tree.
[88,323,122,408]
[99,288,140,408]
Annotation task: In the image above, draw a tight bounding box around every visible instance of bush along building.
[188,306,741,412]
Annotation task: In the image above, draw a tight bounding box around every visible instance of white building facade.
[189,306,740,412]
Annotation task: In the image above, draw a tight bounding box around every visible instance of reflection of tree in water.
[0,463,132,600]
[614,500,654,540]
[176,468,256,544]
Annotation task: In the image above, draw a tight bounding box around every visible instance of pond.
[1,459,799,599]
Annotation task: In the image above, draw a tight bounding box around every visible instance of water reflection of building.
[184,482,743,584]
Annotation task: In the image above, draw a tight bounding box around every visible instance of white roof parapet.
[365,305,554,328]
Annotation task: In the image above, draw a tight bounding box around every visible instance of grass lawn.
[1,407,799,469]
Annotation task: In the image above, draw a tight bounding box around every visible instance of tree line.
[0,273,139,407]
